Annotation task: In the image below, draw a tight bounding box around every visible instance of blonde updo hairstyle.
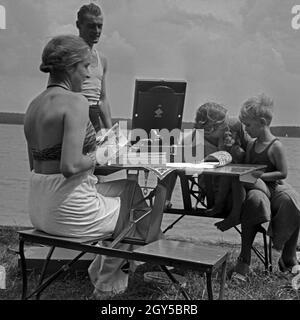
[40,35,90,75]
[195,102,228,125]
[239,94,274,126]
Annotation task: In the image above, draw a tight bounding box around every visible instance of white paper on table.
[166,162,220,169]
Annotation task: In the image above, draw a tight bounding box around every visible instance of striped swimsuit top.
[31,121,96,161]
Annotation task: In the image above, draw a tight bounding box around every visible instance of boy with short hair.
[215,94,287,231]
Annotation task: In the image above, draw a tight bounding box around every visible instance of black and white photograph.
[0,0,300,305]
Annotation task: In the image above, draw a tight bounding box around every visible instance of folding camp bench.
[18,182,166,300]
[18,229,228,300]
[17,182,229,300]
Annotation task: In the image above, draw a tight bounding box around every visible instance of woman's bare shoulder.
[59,95,89,127]
[59,91,88,112]
[67,91,88,105]
[25,91,45,114]
[25,91,89,124]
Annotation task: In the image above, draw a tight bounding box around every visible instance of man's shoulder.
[100,55,107,69]
[93,47,106,62]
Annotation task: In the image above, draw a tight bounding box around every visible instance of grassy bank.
[0,226,299,300]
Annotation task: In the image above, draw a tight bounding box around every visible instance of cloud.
[0,0,300,124]
[241,0,300,74]
[0,0,49,76]
[101,31,136,74]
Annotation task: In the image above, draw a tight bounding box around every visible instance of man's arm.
[99,55,112,128]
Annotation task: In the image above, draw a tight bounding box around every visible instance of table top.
[193,163,266,177]
[95,163,266,178]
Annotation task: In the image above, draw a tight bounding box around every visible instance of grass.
[0,226,299,300]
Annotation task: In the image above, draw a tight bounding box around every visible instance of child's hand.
[252,170,264,179]
[223,131,235,147]
[231,145,246,163]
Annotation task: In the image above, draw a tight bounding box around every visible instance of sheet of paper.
[95,122,130,165]
[166,162,219,169]
[96,122,119,145]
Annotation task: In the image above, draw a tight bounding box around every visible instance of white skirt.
[28,170,120,242]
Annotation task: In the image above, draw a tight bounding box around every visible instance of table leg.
[206,271,213,300]
[160,265,191,300]
[126,169,139,181]
[18,238,27,300]
[36,246,56,300]
[218,259,227,300]
[178,173,192,211]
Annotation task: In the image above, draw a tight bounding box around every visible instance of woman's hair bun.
[39,63,53,73]
[40,35,90,75]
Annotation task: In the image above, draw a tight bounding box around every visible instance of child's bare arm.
[262,141,288,181]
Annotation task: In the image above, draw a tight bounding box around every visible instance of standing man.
[76,3,112,131]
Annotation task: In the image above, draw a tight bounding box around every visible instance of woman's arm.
[60,95,96,178]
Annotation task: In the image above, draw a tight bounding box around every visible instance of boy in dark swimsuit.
[215,94,287,232]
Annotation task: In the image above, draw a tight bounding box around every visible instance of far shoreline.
[1,112,300,137]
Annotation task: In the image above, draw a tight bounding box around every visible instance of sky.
[0,0,300,125]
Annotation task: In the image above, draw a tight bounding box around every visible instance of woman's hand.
[223,131,235,148]
[86,151,97,167]
[95,146,110,165]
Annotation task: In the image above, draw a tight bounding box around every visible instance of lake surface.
[1,124,299,244]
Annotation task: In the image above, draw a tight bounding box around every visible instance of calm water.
[0,124,300,238]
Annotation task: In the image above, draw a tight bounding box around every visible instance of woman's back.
[24,87,90,175]
[25,85,120,239]
[25,89,66,148]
